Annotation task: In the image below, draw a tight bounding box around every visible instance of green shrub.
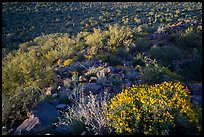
[85,24,134,53]
[129,37,151,54]
[171,28,201,49]
[2,33,79,97]
[85,28,105,48]
[136,53,166,84]
[2,87,45,127]
[106,81,201,135]
[149,44,182,66]
[180,48,202,81]
[107,24,133,52]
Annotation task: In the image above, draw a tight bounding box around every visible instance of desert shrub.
[136,53,166,84]
[76,31,90,40]
[105,54,124,66]
[107,24,133,52]
[2,33,79,97]
[85,28,105,48]
[2,50,54,97]
[85,24,134,53]
[124,69,138,82]
[107,74,122,86]
[56,89,73,104]
[130,38,150,53]
[106,81,201,135]
[54,110,86,135]
[2,87,45,127]
[180,48,202,81]
[97,47,130,65]
[163,67,183,81]
[65,92,113,135]
[172,27,201,49]
[149,44,182,66]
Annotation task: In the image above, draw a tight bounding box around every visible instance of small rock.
[52,93,58,98]
[100,66,114,77]
[82,83,102,95]
[13,112,40,135]
[107,66,115,73]
[44,87,57,95]
[89,77,97,83]
[44,87,53,95]
[57,86,66,91]
[79,75,87,82]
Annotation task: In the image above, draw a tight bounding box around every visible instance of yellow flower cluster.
[106,81,199,135]
[63,59,73,66]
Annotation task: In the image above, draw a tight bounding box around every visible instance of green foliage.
[57,89,72,104]
[107,24,133,51]
[2,33,80,97]
[130,38,150,53]
[2,87,45,126]
[85,28,105,48]
[180,48,202,81]
[172,28,201,49]
[136,53,166,84]
[84,24,134,56]
[149,44,182,66]
[106,81,201,135]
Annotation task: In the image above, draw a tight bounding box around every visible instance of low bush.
[2,87,45,127]
[171,27,202,49]
[61,92,113,135]
[135,53,166,84]
[106,81,201,135]
[149,44,182,67]
[107,24,133,52]
[84,24,134,53]
[180,48,202,81]
[2,33,77,97]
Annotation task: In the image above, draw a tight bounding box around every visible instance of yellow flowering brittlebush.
[106,81,200,135]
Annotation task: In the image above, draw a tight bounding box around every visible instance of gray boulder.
[13,117,40,135]
[82,83,102,95]
[32,101,60,126]
[25,101,61,134]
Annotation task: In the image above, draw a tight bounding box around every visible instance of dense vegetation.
[106,81,201,135]
[2,2,202,135]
